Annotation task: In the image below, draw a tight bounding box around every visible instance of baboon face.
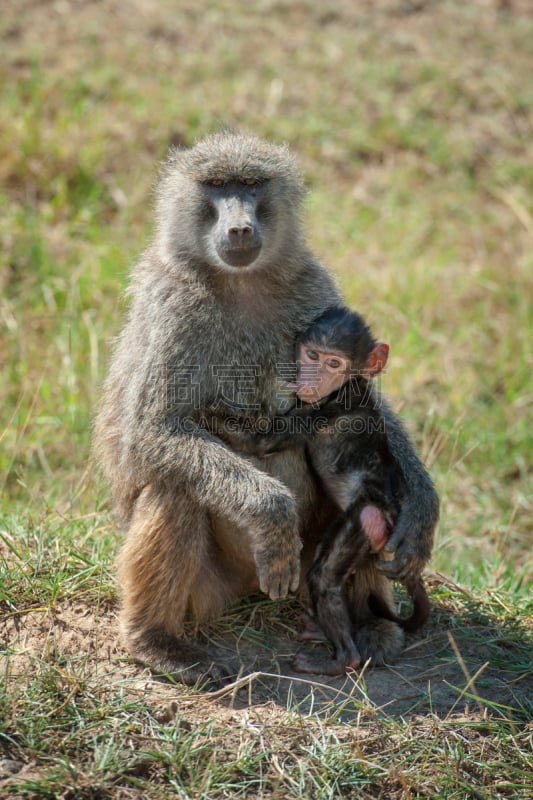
[288,341,351,403]
[286,307,389,403]
[200,178,267,269]
[156,132,305,274]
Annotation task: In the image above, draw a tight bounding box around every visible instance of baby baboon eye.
[306,349,319,361]
[326,358,341,369]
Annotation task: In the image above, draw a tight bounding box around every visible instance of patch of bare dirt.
[2,575,531,725]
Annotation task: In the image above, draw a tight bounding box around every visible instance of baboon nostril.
[229,225,252,236]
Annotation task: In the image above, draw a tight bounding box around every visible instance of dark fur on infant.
[223,306,430,675]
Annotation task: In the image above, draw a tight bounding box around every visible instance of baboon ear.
[363,342,389,377]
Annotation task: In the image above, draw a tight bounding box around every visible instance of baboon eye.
[241,178,258,186]
[209,179,224,187]
[306,349,319,361]
[326,358,341,369]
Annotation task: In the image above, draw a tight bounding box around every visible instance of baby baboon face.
[285,306,390,404]
[289,343,351,404]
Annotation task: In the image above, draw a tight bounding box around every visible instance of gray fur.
[93,132,438,686]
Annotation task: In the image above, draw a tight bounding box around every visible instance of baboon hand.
[256,534,302,600]
[377,546,426,582]
[377,507,432,581]
[249,485,301,599]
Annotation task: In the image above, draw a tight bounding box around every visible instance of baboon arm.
[130,412,302,600]
[376,398,439,581]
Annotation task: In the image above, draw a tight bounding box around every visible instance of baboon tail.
[368,578,430,633]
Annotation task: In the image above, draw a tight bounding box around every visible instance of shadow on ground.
[2,575,531,724]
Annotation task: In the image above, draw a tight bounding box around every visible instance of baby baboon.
[94,132,439,686]
[222,306,430,675]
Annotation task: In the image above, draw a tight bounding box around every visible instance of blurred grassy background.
[1,0,532,586]
[1,4,532,798]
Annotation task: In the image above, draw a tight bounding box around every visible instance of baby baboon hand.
[377,514,431,581]
[377,473,438,581]
[377,548,426,582]
[256,535,302,600]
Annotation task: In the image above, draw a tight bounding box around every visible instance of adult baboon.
[94,132,439,686]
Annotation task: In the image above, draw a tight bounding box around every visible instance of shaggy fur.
[93,132,439,685]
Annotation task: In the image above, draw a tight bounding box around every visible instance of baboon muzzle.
[215,196,262,267]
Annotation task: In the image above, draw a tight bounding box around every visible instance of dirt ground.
[3,574,531,725]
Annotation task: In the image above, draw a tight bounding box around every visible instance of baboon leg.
[313,522,365,652]
[296,517,368,674]
[348,560,404,665]
[297,612,329,642]
[117,484,244,686]
[316,501,404,665]
[297,502,405,671]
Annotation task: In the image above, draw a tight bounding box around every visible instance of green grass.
[1,0,532,797]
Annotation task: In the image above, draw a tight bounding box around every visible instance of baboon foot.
[353,619,404,665]
[297,612,328,642]
[293,649,361,676]
[129,629,232,690]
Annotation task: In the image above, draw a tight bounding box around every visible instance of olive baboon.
[94,132,439,686]
[220,305,430,675]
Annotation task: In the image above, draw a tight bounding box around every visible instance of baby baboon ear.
[363,342,389,377]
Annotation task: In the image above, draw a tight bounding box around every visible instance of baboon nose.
[228,224,253,238]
